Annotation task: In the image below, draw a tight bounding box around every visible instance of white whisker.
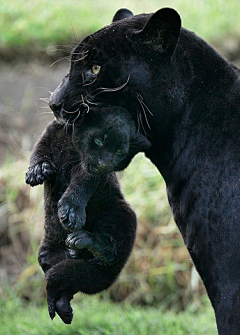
[83,77,97,86]
[85,99,98,106]
[50,57,69,67]
[81,95,90,113]
[137,95,151,130]
[93,75,130,96]
[63,108,79,114]
[137,93,153,116]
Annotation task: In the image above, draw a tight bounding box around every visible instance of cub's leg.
[38,238,75,324]
[46,175,137,324]
[58,172,100,231]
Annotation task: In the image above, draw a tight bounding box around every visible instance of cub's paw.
[65,231,92,250]
[25,161,55,186]
[58,195,86,231]
[47,289,73,324]
[65,231,116,266]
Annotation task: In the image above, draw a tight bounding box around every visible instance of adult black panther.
[47,7,240,334]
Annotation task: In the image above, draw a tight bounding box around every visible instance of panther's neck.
[147,28,240,182]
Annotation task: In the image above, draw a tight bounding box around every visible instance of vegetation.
[1,290,217,334]
[1,0,240,56]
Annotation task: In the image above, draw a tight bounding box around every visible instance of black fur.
[26,105,150,323]
[48,8,240,334]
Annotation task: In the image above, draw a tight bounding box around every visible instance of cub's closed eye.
[94,138,103,146]
[92,65,101,75]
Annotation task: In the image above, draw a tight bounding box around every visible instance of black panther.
[47,7,240,334]
[26,105,150,324]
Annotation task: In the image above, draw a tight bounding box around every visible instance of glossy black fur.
[25,105,150,323]
[48,7,240,334]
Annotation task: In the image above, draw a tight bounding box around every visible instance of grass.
[0,290,217,335]
[1,0,240,53]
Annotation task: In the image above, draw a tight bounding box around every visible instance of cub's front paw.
[58,195,86,231]
[25,162,55,186]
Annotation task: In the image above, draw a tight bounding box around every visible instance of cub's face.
[72,106,150,174]
[49,8,182,135]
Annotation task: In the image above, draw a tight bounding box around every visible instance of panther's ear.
[131,8,181,55]
[112,8,134,22]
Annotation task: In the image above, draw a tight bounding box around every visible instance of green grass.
[1,0,240,52]
[0,291,217,335]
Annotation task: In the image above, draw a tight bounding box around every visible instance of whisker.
[50,56,69,67]
[85,99,98,106]
[38,97,50,103]
[71,50,89,62]
[71,109,81,132]
[93,75,130,96]
[83,77,97,86]
[137,94,153,116]
[71,54,89,62]
[63,118,72,132]
[63,108,79,114]
[39,111,54,115]
[137,95,151,130]
[136,111,141,133]
[81,95,90,113]
[138,110,148,137]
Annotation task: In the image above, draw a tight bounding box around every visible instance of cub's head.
[73,105,151,174]
[49,7,182,134]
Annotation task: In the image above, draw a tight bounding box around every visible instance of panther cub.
[26,105,150,324]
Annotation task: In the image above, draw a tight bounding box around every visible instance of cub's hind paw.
[55,295,73,324]
[66,231,116,266]
[65,230,92,250]
[25,161,55,186]
[58,195,86,231]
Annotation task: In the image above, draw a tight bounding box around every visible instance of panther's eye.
[92,65,101,75]
[94,138,103,147]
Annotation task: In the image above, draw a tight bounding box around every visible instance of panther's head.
[49,8,182,135]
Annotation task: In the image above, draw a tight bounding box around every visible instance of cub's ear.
[112,8,134,22]
[133,132,151,152]
[130,7,181,55]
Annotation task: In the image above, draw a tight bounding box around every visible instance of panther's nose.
[48,93,62,113]
[49,101,62,113]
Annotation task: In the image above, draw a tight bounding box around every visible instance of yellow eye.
[92,64,101,75]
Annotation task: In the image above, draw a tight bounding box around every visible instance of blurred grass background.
[1,0,239,332]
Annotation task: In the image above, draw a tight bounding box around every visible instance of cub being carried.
[26,105,150,324]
